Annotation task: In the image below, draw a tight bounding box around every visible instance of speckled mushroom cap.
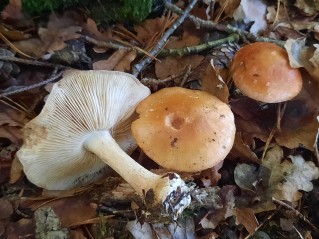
[231,42,303,103]
[17,70,150,190]
[131,87,236,172]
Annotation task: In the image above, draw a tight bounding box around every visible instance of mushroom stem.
[84,130,190,208]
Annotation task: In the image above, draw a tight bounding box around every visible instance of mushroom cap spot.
[131,87,236,172]
[17,70,150,190]
[231,42,303,103]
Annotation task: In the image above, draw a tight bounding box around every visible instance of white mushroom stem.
[84,130,190,208]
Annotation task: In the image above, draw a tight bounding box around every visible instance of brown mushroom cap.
[231,42,303,103]
[131,87,236,172]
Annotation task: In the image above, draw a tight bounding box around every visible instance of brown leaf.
[83,18,113,41]
[82,18,113,53]
[134,17,168,47]
[229,132,259,163]
[13,38,48,58]
[200,185,236,229]
[9,157,23,184]
[155,55,204,79]
[38,195,97,228]
[93,49,137,71]
[0,126,23,145]
[1,0,24,21]
[39,26,82,53]
[201,63,229,103]
[165,28,200,49]
[235,146,319,213]
[37,12,84,53]
[230,98,275,142]
[0,25,30,41]
[233,208,258,235]
[200,161,223,187]
[0,198,13,219]
[275,113,318,150]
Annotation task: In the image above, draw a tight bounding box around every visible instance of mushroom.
[17,70,191,214]
[231,42,303,103]
[131,87,236,172]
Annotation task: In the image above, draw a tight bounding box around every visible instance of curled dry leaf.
[155,55,204,79]
[0,198,13,219]
[201,62,229,103]
[275,97,318,150]
[233,207,258,235]
[235,145,319,213]
[229,132,259,163]
[230,98,276,142]
[134,17,169,47]
[294,0,319,16]
[93,49,137,71]
[1,0,25,22]
[200,185,236,229]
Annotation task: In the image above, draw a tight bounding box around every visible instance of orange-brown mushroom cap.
[131,87,236,172]
[231,42,303,103]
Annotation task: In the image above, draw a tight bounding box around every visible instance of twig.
[273,198,319,235]
[158,34,239,57]
[82,35,131,50]
[180,65,192,87]
[261,103,286,161]
[0,55,67,69]
[244,205,282,239]
[165,2,285,47]
[132,0,198,77]
[140,67,189,87]
[0,68,63,98]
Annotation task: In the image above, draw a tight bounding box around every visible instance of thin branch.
[140,67,188,87]
[273,198,319,235]
[82,35,131,50]
[165,2,285,47]
[132,0,198,77]
[0,69,63,98]
[0,55,67,69]
[244,205,282,239]
[158,34,239,57]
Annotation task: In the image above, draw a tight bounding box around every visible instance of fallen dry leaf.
[155,55,204,79]
[9,156,23,183]
[200,161,223,187]
[294,0,319,16]
[36,195,97,228]
[93,49,137,71]
[0,198,13,219]
[235,145,319,213]
[230,97,275,142]
[39,26,82,53]
[233,207,258,235]
[229,132,259,163]
[200,185,236,229]
[201,62,229,103]
[1,0,25,21]
[134,17,169,47]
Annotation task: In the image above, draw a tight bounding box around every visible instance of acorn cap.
[131,87,236,172]
[231,42,303,103]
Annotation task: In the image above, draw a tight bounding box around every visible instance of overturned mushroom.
[17,70,191,215]
[132,87,236,172]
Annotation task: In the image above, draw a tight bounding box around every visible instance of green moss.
[22,0,83,14]
[21,0,153,23]
[90,0,153,23]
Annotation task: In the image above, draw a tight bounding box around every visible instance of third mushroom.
[132,87,236,172]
